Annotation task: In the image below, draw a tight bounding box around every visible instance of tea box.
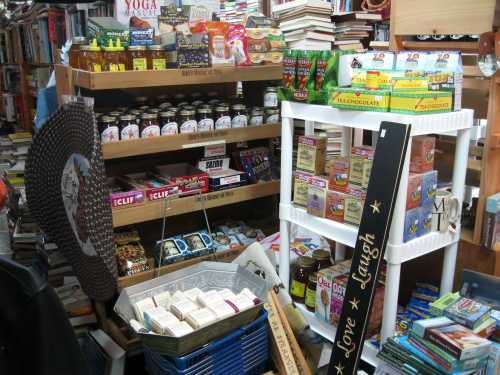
[329,88,390,112]
[344,193,364,226]
[328,156,349,192]
[390,91,452,114]
[294,171,313,207]
[406,173,423,210]
[325,190,346,223]
[330,274,348,325]
[315,260,351,322]
[418,206,433,237]
[404,208,420,242]
[410,136,435,173]
[349,146,374,189]
[421,170,438,207]
[297,136,327,174]
[307,176,328,218]
[391,76,429,92]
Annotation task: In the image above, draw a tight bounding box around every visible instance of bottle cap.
[88,38,101,52]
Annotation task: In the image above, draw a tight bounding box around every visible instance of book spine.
[444,310,471,328]
[424,330,461,359]
[482,212,495,249]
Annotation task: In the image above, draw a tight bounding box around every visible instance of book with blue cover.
[444,297,492,330]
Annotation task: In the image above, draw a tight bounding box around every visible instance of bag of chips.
[282,49,298,89]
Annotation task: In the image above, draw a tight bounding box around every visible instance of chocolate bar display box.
[208,169,247,191]
[155,163,209,195]
[120,172,179,202]
[107,177,145,209]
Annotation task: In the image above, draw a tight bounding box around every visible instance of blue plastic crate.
[144,309,268,375]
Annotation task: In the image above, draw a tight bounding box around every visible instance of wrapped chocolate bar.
[182,230,214,257]
[116,242,150,277]
[155,237,189,264]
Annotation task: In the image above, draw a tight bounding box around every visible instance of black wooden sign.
[328,122,411,375]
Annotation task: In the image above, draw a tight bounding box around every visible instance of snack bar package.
[227,25,251,66]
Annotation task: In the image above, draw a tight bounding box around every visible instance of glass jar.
[119,114,139,140]
[178,109,197,134]
[197,107,214,132]
[117,106,128,112]
[264,86,278,108]
[265,108,280,124]
[148,107,161,116]
[177,101,189,108]
[80,41,102,72]
[160,111,178,135]
[249,107,263,126]
[169,106,180,116]
[207,91,219,101]
[134,96,148,108]
[208,98,220,106]
[231,104,248,128]
[128,45,148,71]
[291,256,315,303]
[139,105,150,112]
[312,249,332,271]
[190,92,202,101]
[159,102,173,110]
[102,39,126,72]
[99,115,119,144]
[148,45,167,70]
[69,36,88,68]
[128,109,142,124]
[191,100,204,107]
[173,93,186,105]
[140,113,160,138]
[214,105,231,129]
[305,272,317,312]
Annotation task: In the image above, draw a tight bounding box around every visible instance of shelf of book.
[102,123,281,160]
[401,41,479,53]
[112,180,280,227]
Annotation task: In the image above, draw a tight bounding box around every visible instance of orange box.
[410,136,435,173]
[328,156,349,192]
[325,190,346,223]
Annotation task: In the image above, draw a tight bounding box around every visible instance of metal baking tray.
[114,261,268,356]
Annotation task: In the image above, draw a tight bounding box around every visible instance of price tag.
[204,143,226,157]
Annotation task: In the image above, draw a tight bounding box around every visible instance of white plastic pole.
[305,120,315,136]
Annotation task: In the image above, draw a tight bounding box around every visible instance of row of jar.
[98,105,280,143]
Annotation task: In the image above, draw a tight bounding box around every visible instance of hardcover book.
[412,316,453,338]
[444,297,492,330]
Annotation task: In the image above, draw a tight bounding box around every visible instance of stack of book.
[218,0,261,24]
[11,215,40,266]
[35,239,75,287]
[331,12,381,50]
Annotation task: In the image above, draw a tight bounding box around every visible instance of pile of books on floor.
[378,294,500,374]
[332,12,381,50]
[35,237,74,286]
[11,215,40,266]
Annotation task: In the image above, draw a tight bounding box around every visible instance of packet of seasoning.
[282,49,298,89]
[314,50,331,91]
[296,50,317,91]
[310,50,340,104]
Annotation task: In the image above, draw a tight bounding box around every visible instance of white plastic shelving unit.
[279,101,473,361]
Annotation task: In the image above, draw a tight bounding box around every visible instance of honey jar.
[140,113,160,138]
[102,39,126,72]
[69,36,87,68]
[128,45,148,71]
[80,39,102,72]
[148,45,167,70]
[291,256,315,303]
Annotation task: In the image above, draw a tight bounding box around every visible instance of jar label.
[141,125,160,138]
[249,115,263,126]
[198,118,214,132]
[215,116,231,129]
[101,126,119,144]
[92,63,102,72]
[161,122,178,135]
[133,58,147,71]
[291,280,306,298]
[264,92,278,108]
[231,114,247,128]
[180,120,197,133]
[121,124,139,140]
[305,287,316,308]
[109,63,125,72]
[266,114,279,124]
[152,58,166,70]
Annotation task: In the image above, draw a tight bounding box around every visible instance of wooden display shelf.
[102,123,281,159]
[67,64,282,90]
[401,40,479,53]
[112,180,280,227]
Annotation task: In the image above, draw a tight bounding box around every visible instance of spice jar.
[231,104,247,128]
[102,39,126,72]
[291,256,315,303]
[80,39,102,72]
[305,272,317,312]
[99,115,119,144]
[160,111,178,135]
[214,105,231,129]
[69,36,87,68]
[178,108,197,133]
[128,45,148,71]
[312,249,332,271]
[148,45,167,70]
[264,86,278,108]
[197,107,214,132]
[139,113,160,138]
[265,108,280,124]
[119,114,139,140]
[169,106,180,115]
[249,107,263,126]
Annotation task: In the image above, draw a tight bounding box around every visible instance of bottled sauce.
[69,36,87,68]
[214,105,231,129]
[178,108,197,133]
[140,113,160,138]
[102,39,126,72]
[119,114,139,140]
[128,46,148,71]
[249,107,263,126]
[291,256,315,303]
[265,108,280,124]
[148,45,167,70]
[99,115,119,144]
[305,272,317,312]
[80,39,102,72]
[197,107,214,132]
[160,111,178,135]
[312,249,332,271]
[263,86,278,108]
[231,104,247,128]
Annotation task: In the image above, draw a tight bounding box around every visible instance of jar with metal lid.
[305,272,317,312]
[102,39,126,72]
[69,36,88,68]
[119,114,139,140]
[263,86,278,108]
[128,109,142,124]
[139,105,150,112]
[128,45,148,71]
[249,107,263,126]
[173,93,186,105]
[191,100,204,107]
[231,104,247,128]
[117,106,128,112]
[148,45,167,70]
[178,109,197,134]
[148,107,161,116]
[99,115,119,144]
[207,91,219,100]
[80,39,102,72]
[159,101,172,110]
[312,249,332,271]
[108,111,122,125]
[160,111,178,135]
[214,105,231,129]
[291,256,315,303]
[208,98,220,106]
[197,107,214,132]
[265,108,280,124]
[139,113,160,138]
[94,112,103,121]
[169,106,180,115]
[177,101,189,108]
[134,96,148,107]
[190,92,203,101]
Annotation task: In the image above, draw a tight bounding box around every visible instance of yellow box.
[390,91,452,115]
[352,69,404,89]
[329,88,390,112]
[392,77,429,92]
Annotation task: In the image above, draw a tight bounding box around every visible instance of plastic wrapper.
[227,25,251,66]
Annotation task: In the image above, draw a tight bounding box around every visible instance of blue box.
[129,28,155,46]
[404,208,420,242]
[418,206,433,237]
[486,192,500,213]
[421,170,437,207]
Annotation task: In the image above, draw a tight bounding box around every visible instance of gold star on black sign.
[335,362,344,375]
[349,297,360,311]
[370,200,381,214]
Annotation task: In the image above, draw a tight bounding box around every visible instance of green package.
[282,49,298,89]
[296,50,318,91]
[315,50,339,91]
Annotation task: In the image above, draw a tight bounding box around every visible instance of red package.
[228,25,251,66]
[205,21,233,65]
